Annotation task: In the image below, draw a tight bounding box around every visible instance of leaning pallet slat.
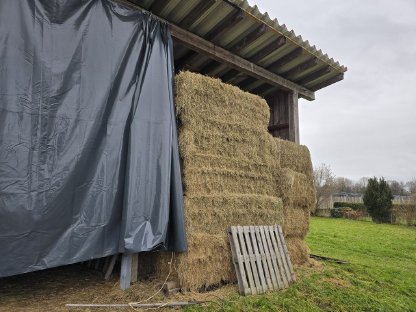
[264,226,284,289]
[249,226,268,293]
[272,226,292,283]
[277,225,296,281]
[268,226,289,288]
[229,227,249,295]
[259,226,278,289]
[255,226,273,290]
[237,226,257,295]
[243,227,262,294]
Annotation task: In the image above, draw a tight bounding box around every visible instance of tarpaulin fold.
[0,0,187,278]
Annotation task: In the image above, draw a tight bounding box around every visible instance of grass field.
[1,218,415,311]
[186,217,416,312]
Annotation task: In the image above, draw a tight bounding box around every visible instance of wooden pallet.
[228,225,295,295]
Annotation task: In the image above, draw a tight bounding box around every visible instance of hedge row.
[334,202,415,212]
[333,202,366,210]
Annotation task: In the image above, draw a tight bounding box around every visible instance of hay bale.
[183,167,276,196]
[286,237,310,264]
[281,206,309,239]
[275,138,313,178]
[184,194,284,234]
[277,168,316,211]
[175,72,270,130]
[179,122,278,164]
[138,233,235,289]
[182,153,272,174]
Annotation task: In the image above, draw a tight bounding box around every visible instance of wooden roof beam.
[267,47,304,72]
[282,58,319,80]
[229,24,267,54]
[200,60,222,75]
[238,77,257,89]
[148,0,168,15]
[249,36,287,63]
[220,69,240,83]
[179,0,216,29]
[175,51,198,71]
[205,10,245,42]
[251,83,275,96]
[169,24,315,100]
[296,66,331,86]
[309,73,344,91]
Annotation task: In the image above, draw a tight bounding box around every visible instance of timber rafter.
[169,24,315,100]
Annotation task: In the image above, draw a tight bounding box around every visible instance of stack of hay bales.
[138,71,315,289]
[274,138,316,263]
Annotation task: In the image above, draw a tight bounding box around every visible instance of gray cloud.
[255,0,416,181]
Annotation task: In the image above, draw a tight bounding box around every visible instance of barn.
[0,0,346,291]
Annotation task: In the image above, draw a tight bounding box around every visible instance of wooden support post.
[131,253,138,283]
[266,90,299,143]
[266,91,289,140]
[104,254,118,280]
[120,254,132,290]
[288,91,299,143]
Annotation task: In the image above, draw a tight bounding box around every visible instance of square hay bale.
[282,206,310,239]
[275,138,314,178]
[277,168,316,211]
[285,237,310,264]
[138,233,235,289]
[183,167,276,196]
[175,72,270,130]
[184,194,284,234]
[179,124,278,164]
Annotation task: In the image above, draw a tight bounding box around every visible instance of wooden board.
[228,225,296,295]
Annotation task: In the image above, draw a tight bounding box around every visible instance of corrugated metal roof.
[229,0,347,73]
[127,0,347,98]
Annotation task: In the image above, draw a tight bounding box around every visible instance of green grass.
[185,218,416,311]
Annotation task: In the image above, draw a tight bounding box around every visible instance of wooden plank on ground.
[228,225,296,295]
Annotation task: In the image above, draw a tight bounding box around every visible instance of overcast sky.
[254,0,416,182]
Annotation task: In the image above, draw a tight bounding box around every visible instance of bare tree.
[406,179,416,207]
[406,179,416,195]
[388,180,408,196]
[356,177,369,194]
[334,177,353,193]
[313,163,335,211]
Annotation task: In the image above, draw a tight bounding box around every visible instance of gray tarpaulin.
[0,0,187,278]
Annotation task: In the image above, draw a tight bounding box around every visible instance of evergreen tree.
[363,177,393,223]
